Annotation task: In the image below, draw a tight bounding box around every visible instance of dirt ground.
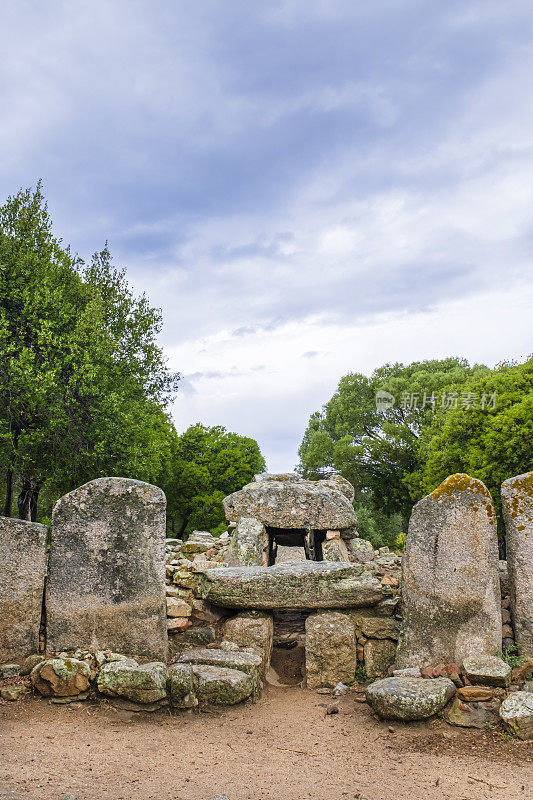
[1,685,532,800]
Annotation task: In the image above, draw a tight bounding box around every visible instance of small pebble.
[326,704,339,715]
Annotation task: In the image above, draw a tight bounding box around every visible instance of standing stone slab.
[223,612,274,677]
[0,517,48,662]
[227,517,268,566]
[502,472,533,657]
[396,474,501,669]
[305,611,356,689]
[47,478,167,660]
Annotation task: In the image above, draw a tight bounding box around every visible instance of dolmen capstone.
[502,471,533,657]
[0,517,48,661]
[198,561,385,609]
[396,474,501,668]
[223,472,357,530]
[46,477,168,660]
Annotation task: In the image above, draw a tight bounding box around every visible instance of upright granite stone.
[198,561,386,610]
[305,611,356,689]
[47,478,168,660]
[223,611,274,676]
[0,517,48,662]
[396,474,501,668]
[227,517,268,566]
[502,472,533,657]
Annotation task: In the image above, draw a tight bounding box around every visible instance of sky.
[2,0,533,471]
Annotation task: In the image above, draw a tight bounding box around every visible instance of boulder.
[502,472,533,656]
[499,691,533,740]
[47,477,168,660]
[227,517,268,567]
[444,697,500,728]
[0,517,48,662]
[305,611,356,689]
[177,647,262,697]
[20,654,45,676]
[366,676,456,721]
[462,655,511,688]
[192,665,253,705]
[396,474,501,668]
[97,660,167,703]
[346,538,376,563]
[169,664,197,708]
[198,561,386,610]
[223,475,357,531]
[31,658,91,698]
[223,612,273,677]
[322,537,350,562]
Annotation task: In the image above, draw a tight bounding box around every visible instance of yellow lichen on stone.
[430,473,491,503]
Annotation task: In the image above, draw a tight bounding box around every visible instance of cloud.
[1,1,533,469]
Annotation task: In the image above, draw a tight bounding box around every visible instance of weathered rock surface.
[47,477,168,660]
[396,474,501,668]
[177,648,262,696]
[366,676,456,721]
[305,611,356,689]
[198,562,386,610]
[462,655,511,687]
[192,665,253,705]
[363,639,397,677]
[502,472,533,656]
[223,475,357,530]
[499,691,533,740]
[97,660,167,703]
[169,664,197,708]
[227,517,268,567]
[444,697,501,728]
[0,517,48,662]
[223,612,273,677]
[31,658,91,698]
[322,536,350,562]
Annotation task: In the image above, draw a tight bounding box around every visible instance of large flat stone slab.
[223,475,357,530]
[198,561,386,610]
[0,517,48,661]
[46,477,168,660]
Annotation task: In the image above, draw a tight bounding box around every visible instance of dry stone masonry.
[46,477,168,661]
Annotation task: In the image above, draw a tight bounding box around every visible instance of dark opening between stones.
[269,609,309,686]
[265,527,327,565]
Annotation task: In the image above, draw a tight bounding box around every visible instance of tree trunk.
[18,476,43,522]
[178,518,189,538]
[4,468,13,517]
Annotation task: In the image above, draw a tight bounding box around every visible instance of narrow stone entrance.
[269,609,308,686]
[265,527,327,565]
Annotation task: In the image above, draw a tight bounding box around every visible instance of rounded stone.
[499,691,533,740]
[366,676,456,721]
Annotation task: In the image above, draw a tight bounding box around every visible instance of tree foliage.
[0,183,179,519]
[298,358,490,546]
[407,358,533,527]
[159,423,266,537]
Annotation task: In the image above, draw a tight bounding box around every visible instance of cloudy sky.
[2,1,533,470]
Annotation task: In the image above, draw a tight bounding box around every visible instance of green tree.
[159,423,266,537]
[298,358,489,542]
[0,183,179,520]
[407,357,533,541]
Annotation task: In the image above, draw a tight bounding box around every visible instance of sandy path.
[1,686,532,800]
